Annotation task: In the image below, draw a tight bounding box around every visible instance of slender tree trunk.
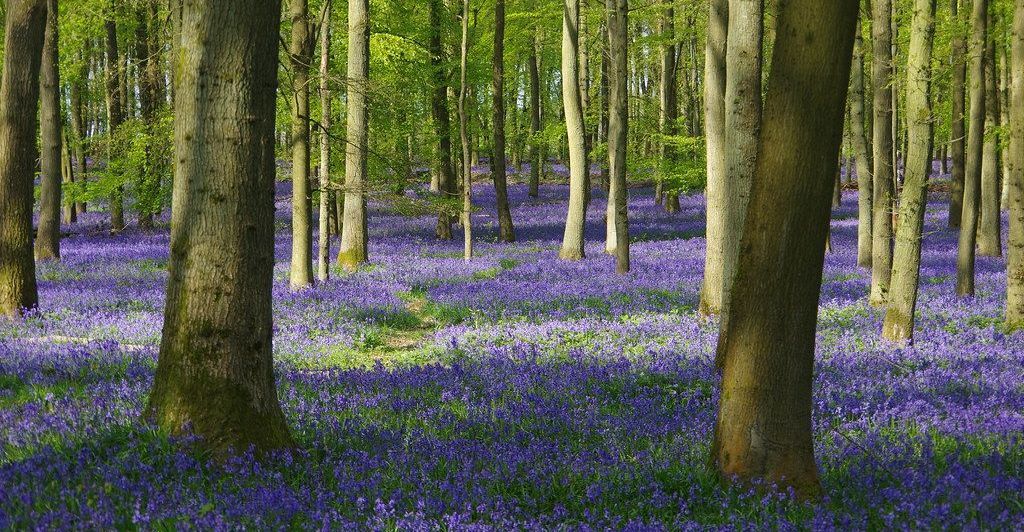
[317,0,332,282]
[957,0,988,296]
[599,37,610,192]
[105,15,125,232]
[699,0,728,314]
[711,0,858,498]
[660,0,680,214]
[459,0,473,260]
[0,0,46,318]
[428,0,456,240]
[136,0,161,230]
[869,0,895,306]
[721,0,763,321]
[951,0,967,227]
[607,0,629,273]
[338,0,370,269]
[144,0,293,453]
[289,0,314,289]
[979,15,1002,257]
[35,0,62,261]
[493,0,515,242]
[1001,41,1012,205]
[61,130,75,224]
[883,0,936,343]
[560,0,588,260]
[528,36,541,198]
[70,55,88,215]
[1007,0,1024,330]
[851,19,874,267]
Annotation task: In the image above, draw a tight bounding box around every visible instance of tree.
[104,7,125,232]
[289,0,314,289]
[869,0,895,306]
[560,0,588,261]
[721,0,763,320]
[0,0,46,319]
[851,17,873,268]
[607,0,629,274]
[1008,0,1024,330]
[428,0,456,240]
[459,0,473,261]
[979,13,1002,257]
[317,0,333,282]
[659,0,680,214]
[144,0,293,453]
[528,35,541,198]
[493,0,516,242]
[338,0,370,269]
[35,0,62,261]
[883,0,937,343]
[711,0,858,498]
[957,0,989,296]
[950,0,967,228]
[70,49,89,217]
[698,0,727,315]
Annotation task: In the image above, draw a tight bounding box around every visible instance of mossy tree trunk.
[429,0,456,240]
[957,0,989,296]
[869,0,895,306]
[35,0,62,261]
[950,0,967,228]
[338,0,370,270]
[979,14,1003,257]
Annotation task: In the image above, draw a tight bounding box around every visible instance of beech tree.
[338,0,371,270]
[104,8,125,232]
[1008,0,1024,330]
[699,0,727,315]
[607,0,629,274]
[950,0,967,228]
[560,0,588,261]
[978,15,1002,258]
[289,0,314,289]
[145,0,293,452]
[957,0,989,296]
[35,0,62,261]
[711,0,857,497]
[493,0,516,242]
[869,0,895,306]
[317,0,333,282]
[459,0,473,260]
[850,18,873,268]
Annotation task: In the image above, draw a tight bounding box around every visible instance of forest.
[0,0,1022,527]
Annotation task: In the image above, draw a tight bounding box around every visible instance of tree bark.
[883,0,936,343]
[145,0,293,453]
[459,0,473,261]
[979,14,1002,257]
[560,0,588,260]
[104,14,125,232]
[70,51,88,215]
[950,0,967,228]
[869,0,895,306]
[289,0,314,289]
[1007,0,1024,330]
[660,0,680,213]
[698,0,728,315]
[528,36,541,198]
[493,0,515,242]
[711,0,858,498]
[317,0,332,282]
[429,0,456,240]
[35,0,62,261]
[957,0,988,296]
[607,0,629,273]
[338,0,370,269]
[851,18,874,268]
[136,0,162,230]
[0,0,46,318]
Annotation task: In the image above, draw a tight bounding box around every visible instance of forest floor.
[1,167,1022,528]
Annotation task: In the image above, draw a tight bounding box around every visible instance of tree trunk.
[136,0,161,230]
[144,0,293,453]
[289,0,314,289]
[528,36,541,198]
[607,0,629,273]
[459,0,473,261]
[317,0,332,282]
[493,0,515,242]
[869,0,895,306]
[979,15,1002,257]
[711,0,858,498]
[429,0,456,240]
[560,0,588,260]
[1007,0,1024,330]
[61,130,75,224]
[105,15,125,232]
[338,0,370,269]
[721,0,763,320]
[950,0,967,227]
[660,0,680,213]
[957,0,988,296]
[851,18,874,268]
[883,0,936,343]
[70,53,88,215]
[698,0,728,315]
[35,0,62,261]
[0,0,46,318]
[598,35,610,192]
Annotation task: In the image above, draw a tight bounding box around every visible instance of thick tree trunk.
[338,0,370,269]
[1007,0,1024,330]
[493,0,516,242]
[528,37,541,198]
[711,0,857,498]
[883,0,936,343]
[957,0,988,296]
[35,0,62,261]
[699,0,728,315]
[869,0,895,306]
[429,0,456,240]
[659,0,680,214]
[560,0,588,260]
[851,19,874,268]
[0,0,46,318]
[607,0,629,273]
[979,17,1002,257]
[459,0,473,261]
[144,0,293,453]
[289,0,314,289]
[950,0,967,228]
[105,16,125,232]
[317,0,332,282]
[721,0,763,321]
